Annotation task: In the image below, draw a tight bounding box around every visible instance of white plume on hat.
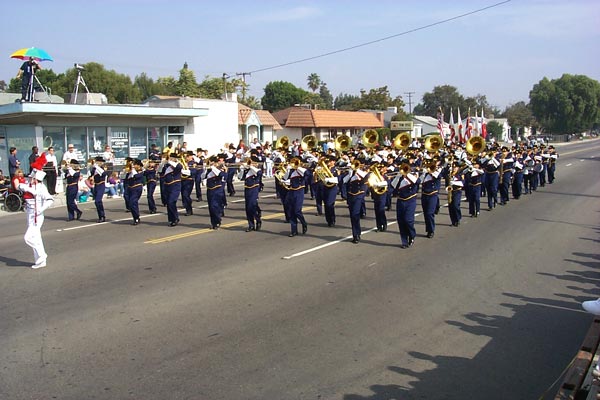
[34,170,46,181]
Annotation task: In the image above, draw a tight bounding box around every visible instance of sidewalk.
[0,177,278,216]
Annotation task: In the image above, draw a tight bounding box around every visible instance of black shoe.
[97,216,105,223]
[289,232,297,237]
[408,237,415,246]
[426,232,434,239]
[76,211,82,220]
[400,244,408,249]
[169,221,178,227]
[382,225,387,232]
[256,221,262,231]
[150,210,156,214]
[132,219,140,225]
[302,224,308,234]
[435,207,440,215]
[245,227,255,232]
[184,211,193,216]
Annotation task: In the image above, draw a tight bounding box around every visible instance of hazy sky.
[2,0,598,111]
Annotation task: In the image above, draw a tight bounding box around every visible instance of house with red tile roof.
[238,104,282,148]
[272,106,384,144]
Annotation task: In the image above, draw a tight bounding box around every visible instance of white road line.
[566,163,572,167]
[282,212,424,260]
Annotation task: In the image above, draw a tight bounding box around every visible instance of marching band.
[47,133,559,248]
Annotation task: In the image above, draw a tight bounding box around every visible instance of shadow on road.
[343,250,599,400]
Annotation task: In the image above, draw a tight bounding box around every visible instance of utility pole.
[404,91,415,114]
[236,72,251,102]
[222,73,230,99]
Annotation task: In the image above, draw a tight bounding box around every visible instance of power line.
[247,0,511,75]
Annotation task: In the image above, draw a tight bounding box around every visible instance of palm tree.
[307,73,321,93]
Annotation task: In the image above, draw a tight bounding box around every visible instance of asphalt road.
[1,141,599,400]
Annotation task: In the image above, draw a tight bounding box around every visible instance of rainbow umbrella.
[10,47,53,62]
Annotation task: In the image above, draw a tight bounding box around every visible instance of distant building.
[360,107,398,128]
[412,115,449,138]
[272,106,383,144]
[238,104,282,148]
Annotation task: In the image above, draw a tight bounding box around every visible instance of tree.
[197,76,236,99]
[155,76,178,96]
[176,62,200,97]
[134,72,162,100]
[319,83,333,109]
[302,92,326,109]
[356,86,404,110]
[503,101,535,133]
[419,85,465,117]
[240,95,262,109]
[529,74,600,134]
[307,73,321,93]
[261,81,307,112]
[0,80,6,92]
[486,120,503,141]
[48,62,141,103]
[334,93,360,110]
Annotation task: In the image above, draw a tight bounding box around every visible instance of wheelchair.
[1,187,24,212]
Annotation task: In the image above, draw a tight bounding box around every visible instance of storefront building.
[0,101,207,175]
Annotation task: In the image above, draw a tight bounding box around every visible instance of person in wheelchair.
[0,169,10,191]
[3,168,26,212]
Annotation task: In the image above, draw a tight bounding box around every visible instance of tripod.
[72,67,91,104]
[24,67,52,103]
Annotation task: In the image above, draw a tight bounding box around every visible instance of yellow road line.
[145,207,315,244]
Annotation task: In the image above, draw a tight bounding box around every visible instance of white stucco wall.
[188,98,239,154]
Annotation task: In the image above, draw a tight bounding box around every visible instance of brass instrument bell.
[275,135,290,151]
[465,136,486,156]
[362,129,379,148]
[424,134,443,153]
[301,135,317,152]
[334,135,351,152]
[393,132,411,151]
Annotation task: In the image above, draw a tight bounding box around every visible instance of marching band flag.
[449,107,456,143]
[437,107,444,137]
[474,108,480,137]
[465,107,472,139]
[481,108,487,139]
[457,107,463,143]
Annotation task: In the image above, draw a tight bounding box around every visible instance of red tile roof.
[273,107,383,128]
[238,104,282,129]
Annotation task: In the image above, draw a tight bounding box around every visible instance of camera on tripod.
[74,63,85,71]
